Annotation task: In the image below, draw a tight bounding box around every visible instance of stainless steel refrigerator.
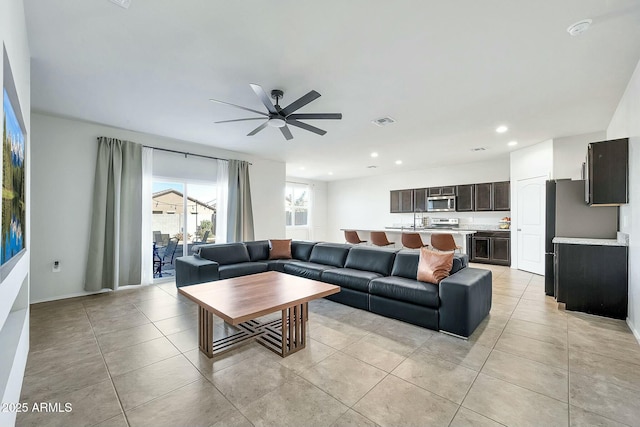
[544,180,618,296]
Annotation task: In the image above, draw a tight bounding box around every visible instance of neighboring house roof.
[152,189,216,211]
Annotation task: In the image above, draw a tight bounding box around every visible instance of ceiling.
[24,1,640,181]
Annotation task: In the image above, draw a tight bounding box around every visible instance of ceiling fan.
[210,84,342,140]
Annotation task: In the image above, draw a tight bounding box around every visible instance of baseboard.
[627,317,640,345]
[30,289,109,304]
[30,282,159,305]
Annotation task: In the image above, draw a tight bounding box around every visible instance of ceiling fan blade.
[287,113,342,120]
[287,119,327,136]
[281,90,321,116]
[210,98,268,117]
[214,117,267,124]
[280,125,293,140]
[249,84,278,115]
[247,120,269,136]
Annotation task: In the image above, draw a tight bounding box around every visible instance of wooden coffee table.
[178,271,340,358]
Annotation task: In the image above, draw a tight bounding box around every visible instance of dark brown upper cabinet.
[456,184,474,212]
[493,181,511,211]
[428,186,456,197]
[586,138,628,206]
[390,189,414,213]
[413,188,428,212]
[474,183,493,211]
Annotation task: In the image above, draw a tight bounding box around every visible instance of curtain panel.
[226,160,255,242]
[85,137,143,291]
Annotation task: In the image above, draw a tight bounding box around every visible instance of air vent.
[371,117,396,127]
[109,0,131,9]
[470,147,487,152]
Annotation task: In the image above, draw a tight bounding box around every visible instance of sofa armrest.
[438,268,492,338]
[175,255,219,287]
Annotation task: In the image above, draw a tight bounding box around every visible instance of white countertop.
[552,237,628,247]
[342,228,478,235]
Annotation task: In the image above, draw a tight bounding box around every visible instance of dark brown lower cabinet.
[469,231,510,266]
[554,243,628,319]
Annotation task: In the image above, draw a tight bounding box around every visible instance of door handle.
[517,229,522,231]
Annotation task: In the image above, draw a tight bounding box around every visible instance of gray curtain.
[85,137,143,291]
[226,160,255,242]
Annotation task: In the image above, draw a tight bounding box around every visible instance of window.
[285,182,309,226]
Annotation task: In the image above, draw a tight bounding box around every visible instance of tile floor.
[17,264,640,427]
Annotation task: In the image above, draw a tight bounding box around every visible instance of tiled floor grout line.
[83,303,132,427]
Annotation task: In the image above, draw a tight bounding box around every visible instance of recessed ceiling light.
[567,19,592,36]
[328,172,333,176]
[508,141,518,146]
[109,0,131,9]
[496,125,508,133]
[299,167,305,170]
[371,152,379,158]
[395,160,403,165]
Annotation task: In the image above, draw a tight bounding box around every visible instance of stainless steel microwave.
[427,195,456,212]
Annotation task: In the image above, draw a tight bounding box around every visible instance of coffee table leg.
[199,306,214,358]
[280,302,307,357]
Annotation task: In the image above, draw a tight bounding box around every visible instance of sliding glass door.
[151,180,216,282]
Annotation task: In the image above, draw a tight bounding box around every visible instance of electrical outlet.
[52,261,61,273]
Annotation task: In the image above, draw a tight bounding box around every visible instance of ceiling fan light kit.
[210,84,342,140]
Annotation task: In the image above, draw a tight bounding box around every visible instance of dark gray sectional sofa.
[175,240,492,338]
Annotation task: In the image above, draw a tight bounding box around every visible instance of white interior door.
[517,176,546,275]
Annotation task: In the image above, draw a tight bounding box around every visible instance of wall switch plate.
[52,261,61,273]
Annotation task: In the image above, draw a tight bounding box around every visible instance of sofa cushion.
[245,241,270,261]
[308,243,351,268]
[344,247,396,276]
[391,250,467,279]
[417,248,454,284]
[283,261,335,280]
[369,276,439,309]
[265,259,295,273]
[269,239,292,260]
[291,241,317,261]
[321,268,383,292]
[198,243,250,265]
[218,262,268,280]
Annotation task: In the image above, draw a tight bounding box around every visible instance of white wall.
[607,57,640,341]
[509,139,553,270]
[30,113,285,303]
[553,131,606,180]
[0,0,30,423]
[326,157,511,243]
[285,177,328,242]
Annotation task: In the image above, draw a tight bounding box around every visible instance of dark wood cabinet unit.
[587,138,629,206]
[413,188,428,212]
[469,231,510,266]
[456,185,474,212]
[390,189,414,213]
[474,183,493,211]
[554,243,628,319]
[427,186,456,197]
[492,181,511,211]
[391,181,510,213]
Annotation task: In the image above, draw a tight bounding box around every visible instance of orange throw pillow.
[269,239,292,260]
[417,247,454,284]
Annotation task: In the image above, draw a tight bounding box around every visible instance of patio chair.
[154,237,179,277]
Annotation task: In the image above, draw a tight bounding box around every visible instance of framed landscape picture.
[1,49,26,272]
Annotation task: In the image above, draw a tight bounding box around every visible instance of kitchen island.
[341,228,478,253]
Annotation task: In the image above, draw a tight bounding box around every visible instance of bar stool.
[430,233,462,252]
[344,230,367,245]
[401,232,427,249]
[370,231,395,247]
